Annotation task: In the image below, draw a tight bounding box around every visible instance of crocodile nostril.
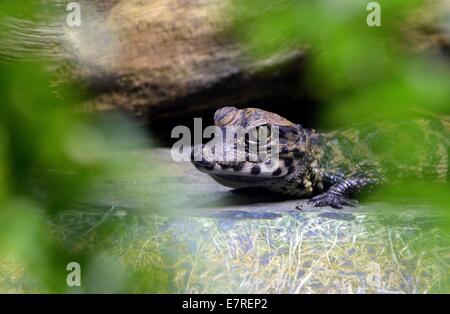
[192,157,215,170]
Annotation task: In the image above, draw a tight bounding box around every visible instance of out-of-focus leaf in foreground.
[0,1,178,293]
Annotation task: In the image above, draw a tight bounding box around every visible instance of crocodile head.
[191,106,313,189]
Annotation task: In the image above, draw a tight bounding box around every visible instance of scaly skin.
[191,107,449,209]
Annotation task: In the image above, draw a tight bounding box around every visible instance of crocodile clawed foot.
[308,192,359,209]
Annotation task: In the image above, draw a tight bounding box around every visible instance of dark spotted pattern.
[287,165,295,175]
[284,158,294,167]
[272,168,282,176]
[293,148,305,159]
[251,165,261,175]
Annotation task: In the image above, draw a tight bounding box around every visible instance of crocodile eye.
[258,125,272,140]
[245,125,272,147]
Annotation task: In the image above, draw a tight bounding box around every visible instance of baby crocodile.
[191,106,449,208]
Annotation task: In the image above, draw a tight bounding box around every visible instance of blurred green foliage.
[232,0,450,291]
[232,0,450,121]
[0,1,173,293]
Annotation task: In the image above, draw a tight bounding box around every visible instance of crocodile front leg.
[308,175,381,209]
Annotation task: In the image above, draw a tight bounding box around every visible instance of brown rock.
[61,0,306,121]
